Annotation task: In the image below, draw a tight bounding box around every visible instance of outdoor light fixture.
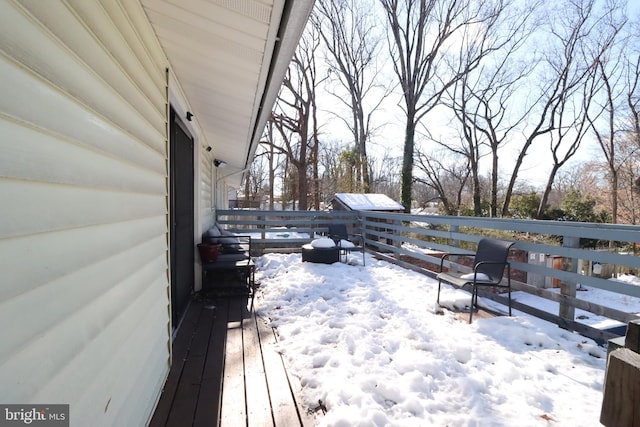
[186,111,193,121]
[214,159,227,168]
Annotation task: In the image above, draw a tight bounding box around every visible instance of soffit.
[141,0,314,186]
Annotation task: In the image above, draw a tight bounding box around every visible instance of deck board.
[244,314,273,427]
[150,301,203,427]
[166,306,214,426]
[193,299,227,427]
[256,317,307,426]
[149,292,313,427]
[220,316,246,425]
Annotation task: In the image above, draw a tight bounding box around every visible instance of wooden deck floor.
[149,294,315,427]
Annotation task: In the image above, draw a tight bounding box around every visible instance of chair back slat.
[328,224,348,240]
[474,238,514,281]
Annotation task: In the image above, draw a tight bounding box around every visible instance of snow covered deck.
[151,249,639,426]
[252,253,612,426]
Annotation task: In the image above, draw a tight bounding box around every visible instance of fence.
[216,209,362,251]
[216,209,640,344]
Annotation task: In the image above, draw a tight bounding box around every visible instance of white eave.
[141,0,314,186]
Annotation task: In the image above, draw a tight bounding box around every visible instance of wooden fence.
[216,209,640,344]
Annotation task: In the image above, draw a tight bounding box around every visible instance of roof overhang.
[141,0,314,187]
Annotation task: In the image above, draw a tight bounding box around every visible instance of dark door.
[169,108,195,330]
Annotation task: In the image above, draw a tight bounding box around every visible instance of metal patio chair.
[436,238,514,323]
[328,223,365,266]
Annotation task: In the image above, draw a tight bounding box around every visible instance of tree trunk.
[611,165,618,224]
[537,164,560,219]
[502,137,534,216]
[401,112,416,212]
[298,169,308,210]
[268,142,275,210]
[472,162,481,216]
[491,149,498,217]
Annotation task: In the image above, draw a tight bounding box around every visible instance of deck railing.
[216,209,640,344]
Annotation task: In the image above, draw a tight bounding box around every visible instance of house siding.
[0,1,171,425]
[200,149,214,232]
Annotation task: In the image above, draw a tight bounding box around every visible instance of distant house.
[0,1,313,426]
[330,193,405,212]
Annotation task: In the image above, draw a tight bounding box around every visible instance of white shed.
[330,193,405,212]
[0,1,313,425]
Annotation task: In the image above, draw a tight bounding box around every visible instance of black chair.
[328,223,365,266]
[436,238,514,323]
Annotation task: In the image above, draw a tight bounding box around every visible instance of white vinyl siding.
[200,150,214,227]
[0,1,170,426]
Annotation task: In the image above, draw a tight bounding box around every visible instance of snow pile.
[254,253,608,426]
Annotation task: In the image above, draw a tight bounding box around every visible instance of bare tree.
[318,139,344,203]
[379,0,515,212]
[258,119,283,210]
[626,19,640,146]
[441,0,538,216]
[615,31,640,224]
[269,25,323,210]
[414,146,470,215]
[314,0,391,193]
[369,150,402,200]
[586,10,632,225]
[535,0,626,218]
[617,133,640,224]
[628,61,640,147]
[496,0,620,217]
[547,161,606,211]
[243,154,268,208]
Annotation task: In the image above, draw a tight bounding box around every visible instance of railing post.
[393,217,401,257]
[560,235,579,330]
[258,214,265,240]
[449,224,460,273]
[357,212,365,247]
[387,216,399,260]
[450,224,459,249]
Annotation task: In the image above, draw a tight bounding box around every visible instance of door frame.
[167,71,209,338]
[169,107,195,332]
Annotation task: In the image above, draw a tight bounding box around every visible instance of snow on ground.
[510,280,640,331]
[254,253,613,427]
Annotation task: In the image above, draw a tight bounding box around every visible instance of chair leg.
[507,266,512,316]
[508,279,512,317]
[469,286,475,323]
[437,279,442,305]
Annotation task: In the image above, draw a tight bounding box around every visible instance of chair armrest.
[473,260,509,270]
[330,233,364,247]
[329,234,341,244]
[348,233,364,246]
[439,252,474,272]
[472,260,511,284]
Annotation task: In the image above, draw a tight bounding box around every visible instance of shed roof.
[332,193,404,211]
